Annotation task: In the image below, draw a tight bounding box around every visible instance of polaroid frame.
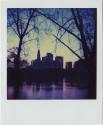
[1,0,103,125]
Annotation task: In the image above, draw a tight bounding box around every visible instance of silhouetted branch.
[71,8,91,59]
[74,47,82,52]
[16,9,21,36]
[58,17,74,31]
[23,39,35,44]
[22,9,35,37]
[9,10,20,36]
[24,26,38,36]
[71,9,80,31]
[8,22,19,36]
[57,22,74,40]
[35,9,82,42]
[52,34,83,60]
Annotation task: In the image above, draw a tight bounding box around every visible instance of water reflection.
[7,79,88,99]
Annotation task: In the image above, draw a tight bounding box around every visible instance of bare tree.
[7,8,37,69]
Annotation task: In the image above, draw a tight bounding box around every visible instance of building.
[42,53,53,62]
[55,56,63,69]
[31,49,42,69]
[73,59,86,71]
[37,49,41,61]
[65,62,72,70]
[47,53,53,61]
[42,53,54,69]
[31,50,63,70]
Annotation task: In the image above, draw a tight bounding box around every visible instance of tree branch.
[35,9,82,42]
[22,9,35,37]
[23,38,35,44]
[71,9,80,31]
[52,34,83,60]
[8,22,19,36]
[16,9,21,36]
[9,9,21,36]
[24,26,38,36]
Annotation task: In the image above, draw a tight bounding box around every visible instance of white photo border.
[1,0,103,125]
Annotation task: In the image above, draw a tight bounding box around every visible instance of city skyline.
[7,8,83,65]
[8,48,74,69]
[31,49,64,69]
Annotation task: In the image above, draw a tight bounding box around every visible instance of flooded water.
[7,79,88,99]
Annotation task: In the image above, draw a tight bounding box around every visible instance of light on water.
[7,80,88,99]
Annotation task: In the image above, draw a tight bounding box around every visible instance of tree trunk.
[80,33,89,59]
[14,37,23,69]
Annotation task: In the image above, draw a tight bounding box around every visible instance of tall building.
[31,49,41,69]
[42,53,54,69]
[42,53,53,62]
[55,56,63,69]
[37,49,41,61]
[47,53,53,61]
[66,62,72,70]
[74,59,85,70]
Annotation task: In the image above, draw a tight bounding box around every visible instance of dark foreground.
[7,68,96,99]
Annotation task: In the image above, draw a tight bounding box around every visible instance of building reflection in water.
[7,78,88,99]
